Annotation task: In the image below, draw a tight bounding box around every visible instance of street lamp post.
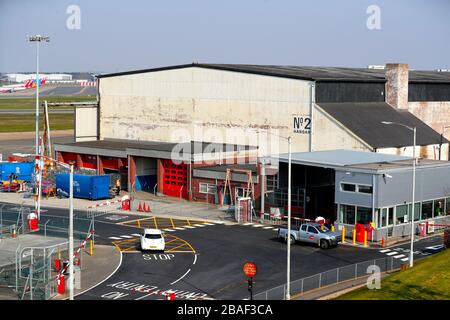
[69,163,74,300]
[28,35,50,156]
[245,128,292,299]
[381,121,416,267]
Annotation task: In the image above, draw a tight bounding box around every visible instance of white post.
[260,159,265,221]
[35,40,40,156]
[286,136,292,300]
[69,164,74,300]
[37,139,43,220]
[410,127,416,268]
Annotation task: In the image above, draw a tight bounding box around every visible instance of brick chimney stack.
[385,63,409,109]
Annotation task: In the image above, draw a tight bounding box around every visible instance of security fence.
[0,203,93,300]
[253,256,404,300]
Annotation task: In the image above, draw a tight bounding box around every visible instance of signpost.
[243,261,257,300]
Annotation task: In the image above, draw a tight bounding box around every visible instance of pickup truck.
[277,223,341,249]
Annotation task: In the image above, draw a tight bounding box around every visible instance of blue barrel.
[56,174,111,200]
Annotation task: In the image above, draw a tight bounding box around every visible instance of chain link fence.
[253,256,404,300]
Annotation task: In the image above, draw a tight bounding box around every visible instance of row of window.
[340,183,373,194]
[339,196,450,227]
[199,183,252,197]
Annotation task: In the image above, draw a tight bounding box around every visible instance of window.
[340,204,355,225]
[266,174,278,191]
[388,207,394,226]
[301,224,307,232]
[341,183,356,192]
[357,185,373,194]
[421,201,433,220]
[236,187,250,198]
[407,203,421,221]
[356,207,372,224]
[395,204,408,224]
[434,199,445,217]
[199,183,217,195]
[307,226,318,234]
[446,198,450,216]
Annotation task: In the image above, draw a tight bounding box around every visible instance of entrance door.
[162,160,188,199]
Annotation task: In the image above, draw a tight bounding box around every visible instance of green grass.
[0,113,73,132]
[336,249,450,300]
[0,96,95,109]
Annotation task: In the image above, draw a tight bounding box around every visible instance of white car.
[140,228,165,251]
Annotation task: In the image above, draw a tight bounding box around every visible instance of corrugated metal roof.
[97,63,450,83]
[317,102,447,148]
[277,149,412,167]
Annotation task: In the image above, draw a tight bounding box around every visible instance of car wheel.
[289,236,295,245]
[320,240,329,249]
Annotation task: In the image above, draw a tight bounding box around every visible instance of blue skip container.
[0,162,34,182]
[56,174,111,200]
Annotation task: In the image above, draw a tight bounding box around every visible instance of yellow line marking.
[170,218,175,228]
[166,243,191,252]
[154,217,158,229]
[187,219,191,226]
[137,220,141,228]
[118,217,154,225]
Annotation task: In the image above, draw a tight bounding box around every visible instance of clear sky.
[1,0,449,73]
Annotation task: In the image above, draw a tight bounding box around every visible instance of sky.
[0,0,449,73]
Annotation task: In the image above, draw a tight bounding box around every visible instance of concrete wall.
[75,107,98,142]
[98,67,370,156]
[377,143,449,161]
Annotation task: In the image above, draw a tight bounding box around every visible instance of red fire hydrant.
[27,212,39,231]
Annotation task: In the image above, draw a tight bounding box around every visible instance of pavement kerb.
[52,244,122,300]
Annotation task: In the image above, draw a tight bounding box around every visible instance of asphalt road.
[0,134,73,158]
[1,202,444,300]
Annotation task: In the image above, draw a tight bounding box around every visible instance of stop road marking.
[143,254,175,261]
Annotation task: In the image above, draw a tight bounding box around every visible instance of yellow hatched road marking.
[170,218,175,228]
[153,217,158,229]
[137,220,141,228]
[118,216,154,225]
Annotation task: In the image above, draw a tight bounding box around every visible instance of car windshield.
[144,234,162,239]
[316,226,330,233]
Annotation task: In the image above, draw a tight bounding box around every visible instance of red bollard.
[57,274,65,294]
[381,237,385,248]
[166,292,176,300]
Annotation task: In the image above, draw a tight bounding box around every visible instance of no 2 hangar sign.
[293,116,311,134]
[243,261,257,278]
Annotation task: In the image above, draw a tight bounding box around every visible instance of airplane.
[0,78,46,93]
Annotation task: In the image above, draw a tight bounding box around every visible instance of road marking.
[242,223,253,226]
[263,226,274,229]
[202,222,214,226]
[173,227,186,230]
[401,258,409,262]
[386,251,398,256]
[425,244,444,250]
[135,293,154,300]
[121,235,133,239]
[131,233,141,237]
[193,224,206,227]
[379,249,391,253]
[273,228,279,231]
[170,218,175,229]
[213,221,225,224]
[109,237,122,240]
[193,254,197,265]
[154,217,158,230]
[170,269,191,285]
[252,224,264,228]
[183,225,195,229]
[163,229,175,232]
[394,254,406,259]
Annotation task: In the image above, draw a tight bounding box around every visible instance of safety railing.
[253,256,404,300]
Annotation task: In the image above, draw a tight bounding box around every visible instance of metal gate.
[162,160,188,199]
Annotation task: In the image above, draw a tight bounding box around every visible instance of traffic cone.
[12,227,16,238]
[138,201,143,212]
[146,202,151,213]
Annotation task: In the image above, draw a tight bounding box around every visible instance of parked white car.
[140,228,165,251]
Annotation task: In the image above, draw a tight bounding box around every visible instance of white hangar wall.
[97,66,368,156]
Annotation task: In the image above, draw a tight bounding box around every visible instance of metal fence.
[253,256,404,300]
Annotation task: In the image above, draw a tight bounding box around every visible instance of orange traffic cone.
[138,201,143,212]
[146,202,151,213]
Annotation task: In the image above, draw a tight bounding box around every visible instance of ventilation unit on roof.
[436,69,449,72]
[367,65,385,70]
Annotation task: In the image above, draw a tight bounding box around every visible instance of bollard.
[352,229,356,245]
[381,237,385,248]
[331,225,335,232]
[364,230,368,247]
[341,226,345,243]
[90,239,93,256]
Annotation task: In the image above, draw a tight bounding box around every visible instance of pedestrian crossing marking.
[394,254,406,259]
[386,251,398,256]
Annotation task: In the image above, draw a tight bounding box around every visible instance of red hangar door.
[162,160,188,199]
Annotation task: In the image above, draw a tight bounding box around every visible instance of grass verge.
[0,96,95,109]
[0,113,73,132]
[336,249,450,300]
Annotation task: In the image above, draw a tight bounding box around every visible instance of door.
[305,225,319,243]
[162,160,188,199]
[299,224,309,242]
